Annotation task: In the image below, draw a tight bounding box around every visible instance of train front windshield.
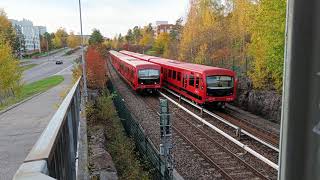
[138,69,160,85]
[206,76,234,96]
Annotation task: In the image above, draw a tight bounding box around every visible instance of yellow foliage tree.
[0,35,21,100]
[139,26,154,52]
[153,32,169,55]
[53,28,68,48]
[67,32,81,48]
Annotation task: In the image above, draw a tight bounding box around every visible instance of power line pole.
[78,0,88,101]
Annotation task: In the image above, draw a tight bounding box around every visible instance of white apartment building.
[10,19,46,52]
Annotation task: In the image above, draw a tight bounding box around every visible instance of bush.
[86,93,150,179]
[86,46,108,90]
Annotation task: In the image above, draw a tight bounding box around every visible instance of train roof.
[109,50,160,69]
[119,50,234,75]
[120,50,156,61]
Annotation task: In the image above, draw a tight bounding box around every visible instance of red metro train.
[109,50,162,92]
[120,50,237,107]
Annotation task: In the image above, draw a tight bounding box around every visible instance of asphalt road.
[22,49,81,84]
[0,49,81,179]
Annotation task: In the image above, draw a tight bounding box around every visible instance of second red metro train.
[120,50,237,107]
[109,50,162,92]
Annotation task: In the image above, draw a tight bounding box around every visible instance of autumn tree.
[0,9,20,54]
[88,29,104,45]
[139,24,154,53]
[0,35,22,103]
[67,32,81,48]
[179,0,223,64]
[152,32,170,55]
[53,28,68,48]
[86,46,107,90]
[248,0,286,91]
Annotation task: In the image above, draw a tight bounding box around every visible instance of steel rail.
[163,87,280,153]
[173,126,234,180]
[160,91,279,170]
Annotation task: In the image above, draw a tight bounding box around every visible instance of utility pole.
[78,0,88,101]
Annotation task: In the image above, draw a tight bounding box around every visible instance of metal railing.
[13,78,82,180]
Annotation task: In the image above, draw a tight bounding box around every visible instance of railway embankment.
[234,77,282,123]
[86,92,151,180]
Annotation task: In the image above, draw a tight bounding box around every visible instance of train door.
[195,74,202,100]
[188,73,195,92]
[182,73,188,89]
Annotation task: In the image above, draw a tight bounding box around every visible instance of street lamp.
[78,0,88,101]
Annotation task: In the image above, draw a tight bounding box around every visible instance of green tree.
[132,26,142,44]
[42,32,53,51]
[13,24,25,56]
[165,18,183,59]
[88,29,104,45]
[125,29,134,44]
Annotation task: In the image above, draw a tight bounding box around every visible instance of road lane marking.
[53,65,73,76]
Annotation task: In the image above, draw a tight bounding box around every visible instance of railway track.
[213,109,279,148]
[107,58,278,179]
[143,96,275,180]
[163,88,279,154]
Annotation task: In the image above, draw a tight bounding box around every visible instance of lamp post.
[78,0,88,101]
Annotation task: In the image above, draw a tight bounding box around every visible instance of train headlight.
[141,82,143,85]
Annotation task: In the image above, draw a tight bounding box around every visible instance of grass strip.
[20,64,38,71]
[0,75,64,111]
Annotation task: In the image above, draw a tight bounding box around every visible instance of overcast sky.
[1,0,189,38]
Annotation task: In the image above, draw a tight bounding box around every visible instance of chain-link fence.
[107,82,171,180]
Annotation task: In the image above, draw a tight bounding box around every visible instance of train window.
[177,72,181,81]
[173,71,176,79]
[189,75,194,86]
[196,77,200,88]
[169,70,172,78]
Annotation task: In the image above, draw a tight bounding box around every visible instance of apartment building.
[10,19,47,52]
[153,21,174,38]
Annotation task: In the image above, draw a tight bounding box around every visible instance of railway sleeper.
[223,165,247,171]
[228,171,257,179]
[216,160,238,166]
